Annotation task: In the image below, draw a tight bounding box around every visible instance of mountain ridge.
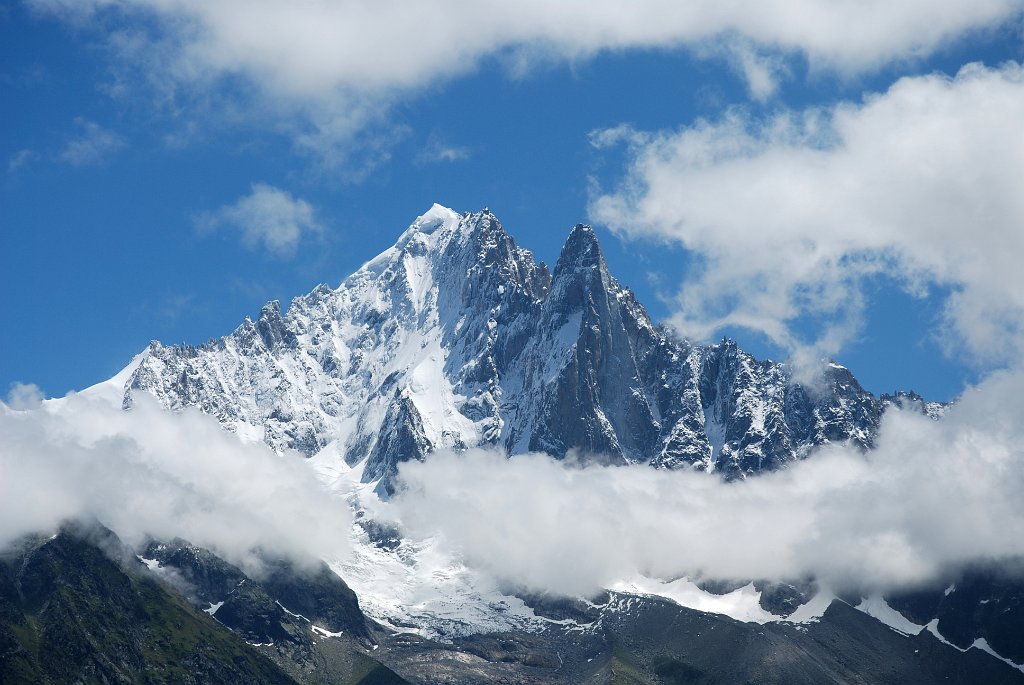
[4,520,1020,685]
[122,205,919,490]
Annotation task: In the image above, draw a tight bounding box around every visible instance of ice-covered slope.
[123,205,891,488]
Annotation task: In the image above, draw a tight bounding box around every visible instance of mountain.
[7,206,1019,682]
[123,205,889,491]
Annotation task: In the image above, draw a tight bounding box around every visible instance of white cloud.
[692,37,790,102]
[0,392,351,572]
[59,118,126,166]
[6,351,1021,604]
[5,382,45,410]
[725,40,788,102]
[416,135,471,164]
[388,366,1024,595]
[197,183,322,258]
[28,0,1022,164]
[590,62,1024,367]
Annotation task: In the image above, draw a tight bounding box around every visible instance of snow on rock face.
[122,205,905,488]
[125,206,549,488]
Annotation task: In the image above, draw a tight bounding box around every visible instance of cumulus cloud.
[196,183,322,257]
[59,118,126,166]
[387,367,1024,596]
[590,62,1024,367]
[28,0,1022,164]
[5,382,45,410]
[0,392,351,572]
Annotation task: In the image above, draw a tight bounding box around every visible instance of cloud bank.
[0,391,351,572]
[388,368,1024,596]
[29,0,1022,164]
[591,62,1024,366]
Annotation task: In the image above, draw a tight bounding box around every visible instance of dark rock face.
[257,558,370,640]
[592,594,1024,685]
[143,540,371,643]
[757,580,817,616]
[122,207,924,491]
[143,537,247,605]
[364,395,433,494]
[887,563,1024,664]
[215,580,297,645]
[515,225,660,462]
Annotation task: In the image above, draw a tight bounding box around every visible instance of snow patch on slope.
[610,576,777,624]
[926,619,1024,673]
[783,588,837,624]
[972,638,1024,674]
[855,595,924,635]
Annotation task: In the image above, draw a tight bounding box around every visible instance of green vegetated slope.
[0,522,295,684]
[0,521,405,685]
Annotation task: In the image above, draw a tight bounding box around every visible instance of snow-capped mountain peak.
[122,206,909,489]
[409,202,460,235]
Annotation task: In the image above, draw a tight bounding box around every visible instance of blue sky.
[3,1,1023,401]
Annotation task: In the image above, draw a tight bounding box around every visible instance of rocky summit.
[123,205,900,492]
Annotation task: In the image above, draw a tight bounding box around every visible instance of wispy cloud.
[7,148,37,172]
[0,63,49,88]
[59,118,126,166]
[157,293,193,324]
[196,183,323,258]
[718,39,789,102]
[416,135,471,164]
